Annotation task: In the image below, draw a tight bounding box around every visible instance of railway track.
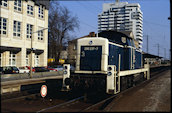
[34,92,110,112]
[36,96,85,113]
[1,66,170,112]
[33,66,170,112]
[2,93,41,103]
[1,88,41,102]
[82,66,170,112]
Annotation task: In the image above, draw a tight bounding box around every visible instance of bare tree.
[48,1,79,63]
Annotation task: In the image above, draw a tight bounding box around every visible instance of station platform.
[104,69,171,112]
[1,74,63,94]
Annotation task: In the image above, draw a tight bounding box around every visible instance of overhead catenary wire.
[58,0,170,60]
[76,1,170,30]
[143,19,169,28]
[79,20,97,30]
[75,1,101,33]
[76,1,98,16]
[87,1,102,12]
[73,0,170,57]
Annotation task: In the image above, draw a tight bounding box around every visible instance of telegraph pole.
[30,34,33,78]
[143,35,149,53]
[146,35,149,53]
[168,0,171,60]
[164,48,166,59]
[169,49,171,60]
[157,44,160,56]
[154,43,160,57]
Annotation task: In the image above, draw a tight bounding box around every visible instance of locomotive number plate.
[84,47,99,51]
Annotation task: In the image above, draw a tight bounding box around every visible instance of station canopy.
[142,52,163,59]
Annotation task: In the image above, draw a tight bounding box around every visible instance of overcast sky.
[58,0,170,59]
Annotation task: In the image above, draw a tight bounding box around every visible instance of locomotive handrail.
[118,68,149,77]
[115,64,150,94]
[109,54,150,95]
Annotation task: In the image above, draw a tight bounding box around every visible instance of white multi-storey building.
[98,2,143,50]
[0,0,49,67]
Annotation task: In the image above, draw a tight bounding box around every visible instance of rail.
[82,67,170,112]
[1,66,169,112]
[36,96,84,113]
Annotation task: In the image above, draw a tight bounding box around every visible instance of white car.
[18,67,30,73]
[51,65,64,71]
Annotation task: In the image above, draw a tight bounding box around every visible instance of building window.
[13,21,21,37]
[38,5,44,18]
[0,17,7,35]
[26,54,29,66]
[9,52,16,66]
[27,5,34,15]
[26,24,33,39]
[34,55,39,67]
[0,0,8,7]
[38,27,44,40]
[73,45,76,50]
[14,0,22,12]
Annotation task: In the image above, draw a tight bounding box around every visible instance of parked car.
[34,67,50,72]
[70,65,75,71]
[26,66,35,73]
[0,67,4,75]
[2,66,19,74]
[51,65,64,71]
[47,66,58,72]
[70,65,75,73]
[18,67,30,73]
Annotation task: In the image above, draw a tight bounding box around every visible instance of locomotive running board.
[107,64,150,94]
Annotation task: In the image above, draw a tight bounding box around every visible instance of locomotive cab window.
[131,40,135,47]
[80,46,102,71]
[127,39,132,46]
[121,37,126,43]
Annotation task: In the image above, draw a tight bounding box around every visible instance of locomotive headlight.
[107,72,112,76]
[108,67,112,71]
[64,66,68,70]
[64,70,67,74]
[89,41,93,45]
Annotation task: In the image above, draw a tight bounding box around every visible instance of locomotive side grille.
[80,46,102,71]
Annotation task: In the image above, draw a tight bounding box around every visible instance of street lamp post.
[30,28,48,78]
[30,33,33,78]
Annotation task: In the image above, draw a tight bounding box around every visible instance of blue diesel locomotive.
[70,31,143,93]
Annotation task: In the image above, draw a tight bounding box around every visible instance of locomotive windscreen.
[80,46,102,71]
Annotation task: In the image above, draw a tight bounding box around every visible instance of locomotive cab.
[75,37,109,74]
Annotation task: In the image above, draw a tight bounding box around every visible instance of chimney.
[116,0,119,3]
[89,32,95,37]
